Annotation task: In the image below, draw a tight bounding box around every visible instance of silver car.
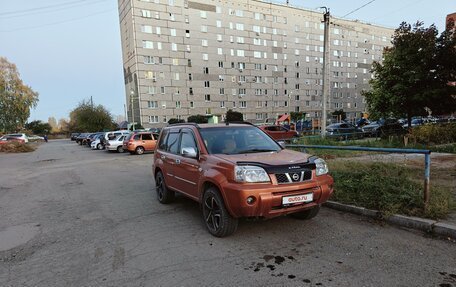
[105,135,127,153]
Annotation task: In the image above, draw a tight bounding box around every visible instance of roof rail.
[168,122,201,128]
[224,121,255,126]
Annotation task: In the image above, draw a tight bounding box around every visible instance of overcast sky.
[0,0,454,122]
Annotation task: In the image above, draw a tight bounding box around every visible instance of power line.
[0,0,111,19]
[0,9,115,33]
[342,0,376,18]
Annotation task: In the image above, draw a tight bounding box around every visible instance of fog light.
[246,196,256,205]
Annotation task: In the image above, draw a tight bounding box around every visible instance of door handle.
[175,159,181,164]
[161,155,166,160]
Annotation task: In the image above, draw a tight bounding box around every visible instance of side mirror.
[181,147,198,158]
[277,141,286,148]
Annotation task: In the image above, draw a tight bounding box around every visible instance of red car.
[0,136,25,144]
[259,125,298,140]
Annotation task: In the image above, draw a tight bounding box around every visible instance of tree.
[25,120,52,135]
[0,57,39,132]
[290,112,305,122]
[58,118,69,133]
[332,110,346,121]
[69,100,116,132]
[363,22,456,126]
[48,117,58,132]
[168,118,185,125]
[225,109,243,122]
[187,114,209,124]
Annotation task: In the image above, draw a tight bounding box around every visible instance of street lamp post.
[130,90,135,131]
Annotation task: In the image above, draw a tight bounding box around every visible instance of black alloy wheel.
[202,187,238,237]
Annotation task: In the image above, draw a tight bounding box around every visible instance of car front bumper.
[221,174,334,219]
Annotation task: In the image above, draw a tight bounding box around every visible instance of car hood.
[213,149,311,165]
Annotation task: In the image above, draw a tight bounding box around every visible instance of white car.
[105,135,127,153]
[90,135,105,150]
[1,133,29,143]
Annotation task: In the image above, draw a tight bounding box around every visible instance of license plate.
[282,193,313,205]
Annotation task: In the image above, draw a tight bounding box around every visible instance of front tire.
[97,143,102,150]
[136,146,145,155]
[290,205,320,220]
[155,171,174,204]
[202,187,238,237]
[117,146,124,153]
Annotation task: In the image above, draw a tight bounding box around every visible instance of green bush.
[409,123,456,145]
[329,161,453,219]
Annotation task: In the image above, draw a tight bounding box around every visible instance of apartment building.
[118,0,393,128]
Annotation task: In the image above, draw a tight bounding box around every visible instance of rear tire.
[155,171,174,204]
[290,205,320,220]
[202,187,238,237]
[136,146,145,155]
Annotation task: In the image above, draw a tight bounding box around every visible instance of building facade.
[118,0,393,127]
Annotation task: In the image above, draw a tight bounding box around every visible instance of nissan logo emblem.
[292,173,300,181]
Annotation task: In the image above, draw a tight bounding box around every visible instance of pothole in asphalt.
[0,223,40,252]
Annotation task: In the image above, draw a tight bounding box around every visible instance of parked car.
[326,123,363,139]
[105,135,128,153]
[123,132,159,155]
[153,123,334,237]
[90,134,105,150]
[0,136,26,144]
[27,135,44,141]
[75,133,88,145]
[85,132,104,147]
[259,125,298,140]
[403,118,424,128]
[0,133,29,143]
[70,133,80,141]
[362,119,405,137]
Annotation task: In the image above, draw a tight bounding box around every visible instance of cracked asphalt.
[0,140,455,287]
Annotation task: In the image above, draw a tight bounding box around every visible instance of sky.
[0,0,454,123]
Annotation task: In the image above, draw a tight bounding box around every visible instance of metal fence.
[286,144,432,211]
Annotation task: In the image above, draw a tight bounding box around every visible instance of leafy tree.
[69,100,116,132]
[130,123,144,131]
[58,118,69,133]
[48,117,58,132]
[332,109,346,121]
[363,22,456,127]
[168,118,185,125]
[225,109,243,122]
[187,114,209,124]
[25,120,51,135]
[0,57,39,132]
[290,112,305,122]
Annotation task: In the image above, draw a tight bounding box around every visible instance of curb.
[323,201,456,239]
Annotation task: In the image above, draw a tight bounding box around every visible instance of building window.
[216,20,222,28]
[240,101,247,108]
[190,101,194,108]
[218,61,224,68]
[149,115,159,123]
[205,94,211,102]
[202,54,208,61]
[201,25,208,33]
[204,81,210,88]
[200,11,207,18]
[148,101,158,108]
[141,25,152,33]
[142,40,153,49]
[141,10,151,18]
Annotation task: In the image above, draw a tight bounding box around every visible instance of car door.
[141,133,154,151]
[171,129,200,200]
[160,130,181,191]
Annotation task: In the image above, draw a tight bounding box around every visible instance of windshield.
[200,126,281,155]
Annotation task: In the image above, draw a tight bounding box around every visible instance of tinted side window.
[142,133,153,140]
[158,129,169,150]
[167,132,180,154]
[133,134,141,140]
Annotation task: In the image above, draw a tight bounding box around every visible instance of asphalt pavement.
[0,140,455,287]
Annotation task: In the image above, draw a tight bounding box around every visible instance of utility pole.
[321,7,330,137]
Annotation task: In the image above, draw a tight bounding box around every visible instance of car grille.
[275,170,312,184]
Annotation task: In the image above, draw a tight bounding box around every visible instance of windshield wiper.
[236,148,278,153]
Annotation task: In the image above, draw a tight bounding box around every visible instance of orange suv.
[152,123,334,237]
[123,132,158,155]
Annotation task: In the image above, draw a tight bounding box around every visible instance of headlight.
[235,166,270,183]
[315,158,329,176]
